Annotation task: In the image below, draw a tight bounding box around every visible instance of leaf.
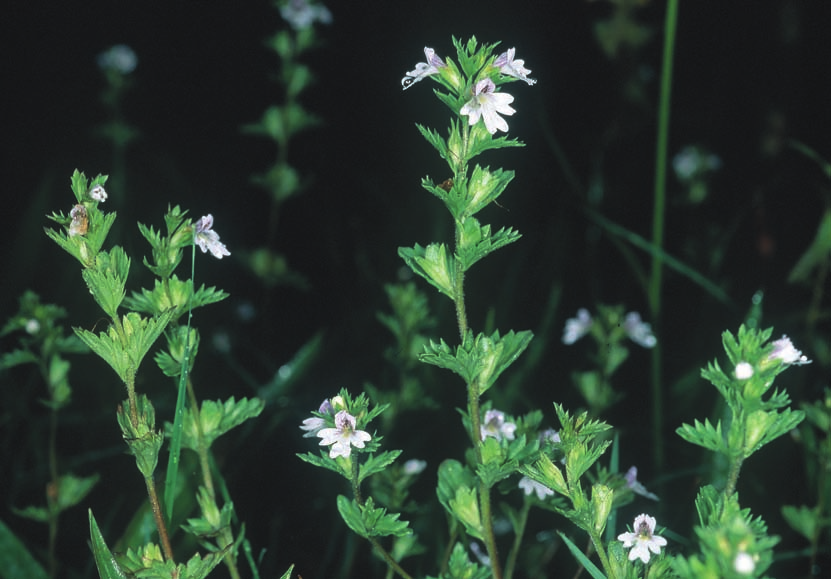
[336,496,411,539]
[0,517,49,579]
[88,510,128,579]
[558,531,607,579]
[358,450,402,484]
[398,243,456,300]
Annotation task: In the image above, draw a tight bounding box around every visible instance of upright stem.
[144,476,175,561]
[649,0,679,474]
[46,407,59,579]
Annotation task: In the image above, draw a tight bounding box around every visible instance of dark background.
[3,1,831,578]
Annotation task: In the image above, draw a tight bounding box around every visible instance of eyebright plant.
[44,169,270,579]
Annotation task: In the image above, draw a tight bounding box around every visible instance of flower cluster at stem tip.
[300,397,372,459]
[734,334,811,380]
[401,42,536,135]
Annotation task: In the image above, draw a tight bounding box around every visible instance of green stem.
[503,499,530,579]
[349,458,412,579]
[588,531,613,579]
[649,0,679,473]
[144,475,175,562]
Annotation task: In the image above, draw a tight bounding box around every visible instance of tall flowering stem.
[399,37,536,579]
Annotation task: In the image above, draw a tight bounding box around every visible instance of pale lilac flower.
[401,47,446,90]
[623,312,657,348]
[540,428,561,445]
[97,44,137,74]
[279,0,332,30]
[624,466,659,501]
[460,78,515,135]
[562,308,593,344]
[519,476,554,500]
[735,362,754,380]
[194,214,231,259]
[494,48,536,85]
[317,410,371,458]
[618,514,668,564]
[89,185,107,202]
[299,399,333,438]
[480,409,516,441]
[403,459,427,475]
[768,335,811,366]
[469,541,490,566]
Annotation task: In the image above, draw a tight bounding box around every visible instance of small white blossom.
[25,319,40,335]
[623,312,657,348]
[480,409,516,441]
[494,48,536,85]
[768,335,811,366]
[279,0,332,30]
[618,514,668,564]
[518,476,554,500]
[317,410,371,458]
[194,214,231,259]
[672,145,721,181]
[562,308,593,344]
[624,466,659,501]
[97,44,137,74]
[401,47,446,90]
[89,185,107,202]
[460,78,515,135]
[403,459,427,475]
[734,552,755,575]
[735,362,754,380]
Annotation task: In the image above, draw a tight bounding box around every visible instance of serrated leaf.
[171,397,265,451]
[358,450,402,484]
[398,243,456,300]
[336,496,411,539]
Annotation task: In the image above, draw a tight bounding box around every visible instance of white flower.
[299,399,333,437]
[97,44,137,74]
[618,514,668,564]
[623,312,657,348]
[403,459,427,475]
[25,319,40,335]
[735,362,754,380]
[460,78,515,135]
[562,308,593,344]
[734,552,755,575]
[624,466,659,501]
[194,214,231,259]
[89,184,107,202]
[494,48,536,85]
[518,476,554,500]
[480,409,516,441]
[401,47,446,90]
[279,0,332,30]
[768,335,811,366]
[317,410,371,459]
[672,145,721,181]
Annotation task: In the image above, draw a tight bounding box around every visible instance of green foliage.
[436,459,484,540]
[117,394,165,478]
[677,326,806,465]
[425,542,491,579]
[13,473,99,522]
[125,275,228,320]
[89,510,128,579]
[358,450,402,485]
[398,243,456,299]
[419,329,533,395]
[74,310,175,385]
[0,518,49,579]
[673,487,778,579]
[336,496,411,539]
[558,531,607,579]
[171,397,265,452]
